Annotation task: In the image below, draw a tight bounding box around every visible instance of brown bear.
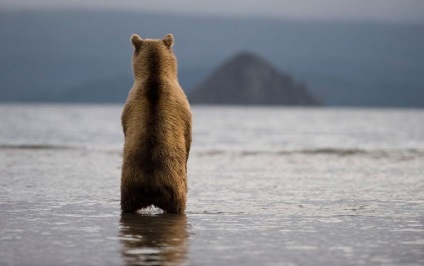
[120,33,192,214]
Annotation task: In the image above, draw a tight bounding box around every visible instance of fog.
[2,0,424,23]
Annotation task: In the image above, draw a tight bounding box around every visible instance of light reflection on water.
[119,214,188,266]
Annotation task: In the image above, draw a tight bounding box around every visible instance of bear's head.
[130,34,177,79]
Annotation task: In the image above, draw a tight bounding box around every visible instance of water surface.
[0,105,423,265]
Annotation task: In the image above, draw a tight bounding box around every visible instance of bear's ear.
[163,34,174,48]
[131,34,143,50]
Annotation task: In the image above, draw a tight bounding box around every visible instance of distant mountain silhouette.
[189,52,321,105]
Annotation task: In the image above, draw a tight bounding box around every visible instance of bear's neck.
[134,53,177,82]
[134,67,177,82]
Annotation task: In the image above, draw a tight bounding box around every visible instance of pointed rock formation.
[188,52,321,105]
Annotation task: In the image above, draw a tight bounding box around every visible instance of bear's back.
[121,35,191,181]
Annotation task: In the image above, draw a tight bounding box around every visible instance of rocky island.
[189,52,321,106]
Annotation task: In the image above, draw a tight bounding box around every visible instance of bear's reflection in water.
[119,213,188,266]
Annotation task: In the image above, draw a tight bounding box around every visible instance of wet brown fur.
[121,34,192,213]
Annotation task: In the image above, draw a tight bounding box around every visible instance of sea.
[0,105,423,266]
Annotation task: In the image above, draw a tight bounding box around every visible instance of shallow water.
[0,105,423,265]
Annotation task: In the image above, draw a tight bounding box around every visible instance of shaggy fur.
[121,34,192,213]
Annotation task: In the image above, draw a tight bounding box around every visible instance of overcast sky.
[2,0,424,23]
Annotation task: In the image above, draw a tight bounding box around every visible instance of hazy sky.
[2,0,424,23]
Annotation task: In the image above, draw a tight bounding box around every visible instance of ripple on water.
[1,106,424,266]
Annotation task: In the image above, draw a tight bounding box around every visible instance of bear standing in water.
[121,34,192,214]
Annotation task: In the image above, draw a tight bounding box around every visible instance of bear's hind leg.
[121,185,151,213]
[154,187,186,214]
